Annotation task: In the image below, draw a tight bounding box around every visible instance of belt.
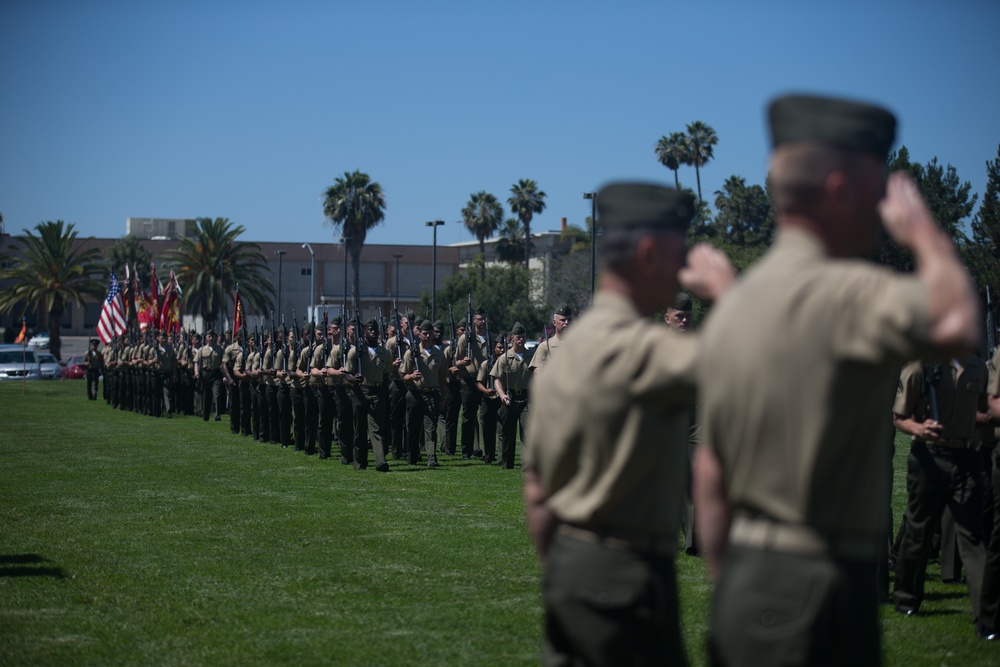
[924,438,974,450]
[509,389,528,399]
[729,515,878,560]
[558,524,677,556]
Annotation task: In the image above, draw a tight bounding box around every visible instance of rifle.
[448,304,457,354]
[543,320,550,355]
[281,314,288,372]
[354,298,364,376]
[467,293,474,359]
[378,307,386,346]
[987,286,997,356]
[392,299,403,361]
[484,312,494,367]
[239,322,248,373]
[292,309,301,355]
[925,363,942,423]
[269,311,277,377]
[323,308,330,361]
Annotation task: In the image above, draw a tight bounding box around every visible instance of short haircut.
[769,142,863,214]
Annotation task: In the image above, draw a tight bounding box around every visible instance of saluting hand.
[878,172,937,249]
[680,243,736,303]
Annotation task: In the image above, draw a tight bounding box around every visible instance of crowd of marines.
[86,304,551,472]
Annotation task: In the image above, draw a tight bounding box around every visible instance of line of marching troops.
[92,306,544,471]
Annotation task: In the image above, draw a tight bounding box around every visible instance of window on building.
[301,268,312,276]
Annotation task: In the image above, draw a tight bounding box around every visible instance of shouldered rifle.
[323,308,330,359]
[925,363,942,423]
[987,286,996,355]
[378,307,386,346]
[484,313,494,367]
[449,305,457,353]
[281,314,288,372]
[392,299,403,361]
[292,309,301,355]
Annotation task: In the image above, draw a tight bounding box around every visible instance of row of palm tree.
[0,218,276,357]
[655,121,719,202]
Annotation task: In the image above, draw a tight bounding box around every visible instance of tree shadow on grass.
[0,554,66,579]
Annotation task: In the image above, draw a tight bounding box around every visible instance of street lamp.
[302,242,315,320]
[583,192,598,298]
[275,249,286,317]
[393,254,403,311]
[340,236,350,319]
[425,220,444,322]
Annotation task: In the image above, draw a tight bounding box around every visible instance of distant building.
[125,217,197,240]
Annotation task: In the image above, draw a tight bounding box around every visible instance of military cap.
[768,94,896,160]
[405,311,417,321]
[364,317,378,329]
[90,338,100,345]
[458,318,468,328]
[432,320,444,330]
[596,182,695,232]
[329,316,343,326]
[554,304,573,318]
[475,306,487,316]
[673,292,693,311]
[206,328,217,336]
[511,322,527,336]
[418,319,434,332]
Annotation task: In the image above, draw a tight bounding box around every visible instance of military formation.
[94,305,561,473]
[80,91,1000,666]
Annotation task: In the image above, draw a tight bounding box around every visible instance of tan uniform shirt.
[151,343,175,374]
[348,343,392,385]
[222,342,240,375]
[988,347,1000,442]
[528,335,561,371]
[698,227,933,538]
[84,349,104,370]
[197,344,223,373]
[894,358,987,441]
[262,346,278,387]
[524,291,697,535]
[490,349,532,392]
[456,330,489,380]
[402,345,446,390]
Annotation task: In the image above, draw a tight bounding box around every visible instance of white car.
[0,346,42,381]
[28,330,50,348]
[37,352,62,380]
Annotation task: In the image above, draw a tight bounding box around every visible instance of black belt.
[509,389,528,398]
[922,438,974,450]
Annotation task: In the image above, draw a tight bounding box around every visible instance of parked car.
[28,330,50,348]
[61,354,88,380]
[0,346,42,381]
[37,352,62,380]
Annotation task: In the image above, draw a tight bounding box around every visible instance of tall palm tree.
[686,121,719,203]
[0,220,105,359]
[321,170,387,306]
[508,179,546,268]
[461,191,504,277]
[495,218,526,266]
[655,131,690,189]
[165,217,274,326]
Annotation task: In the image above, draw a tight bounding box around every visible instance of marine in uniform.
[386,315,412,460]
[476,334,505,464]
[491,322,532,469]
[891,358,988,623]
[347,318,395,471]
[455,307,490,459]
[83,338,104,400]
[438,320,463,456]
[523,182,733,666]
[233,334,254,437]
[694,94,981,664]
[150,330,176,417]
[401,320,447,466]
[528,304,571,377]
[195,330,224,421]
[222,332,241,433]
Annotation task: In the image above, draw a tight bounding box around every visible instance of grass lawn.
[1,381,996,665]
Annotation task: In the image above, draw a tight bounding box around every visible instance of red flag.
[14,318,26,344]
[136,289,156,331]
[232,285,244,338]
[159,271,182,334]
[97,272,127,344]
[150,263,161,324]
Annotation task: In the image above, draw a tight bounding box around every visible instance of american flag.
[97,272,127,344]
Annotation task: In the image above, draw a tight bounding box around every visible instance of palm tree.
[461,191,504,277]
[495,218,526,266]
[321,170,387,305]
[165,217,274,326]
[507,179,546,268]
[107,235,153,283]
[655,131,690,189]
[0,220,105,359]
[685,121,719,203]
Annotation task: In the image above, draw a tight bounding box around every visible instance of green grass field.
[1,381,995,665]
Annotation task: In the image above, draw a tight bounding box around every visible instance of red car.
[61,355,88,380]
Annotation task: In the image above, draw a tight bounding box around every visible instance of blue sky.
[1,0,997,249]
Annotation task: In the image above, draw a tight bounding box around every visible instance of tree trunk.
[673,169,679,189]
[695,164,703,203]
[49,297,63,361]
[478,238,487,279]
[523,218,532,269]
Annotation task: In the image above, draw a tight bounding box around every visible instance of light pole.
[302,242,315,320]
[393,254,402,311]
[425,220,444,323]
[217,259,226,333]
[275,249,286,318]
[340,236,350,319]
[583,192,598,299]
